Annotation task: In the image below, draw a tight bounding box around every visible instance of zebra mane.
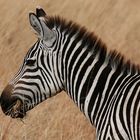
[45,16,140,74]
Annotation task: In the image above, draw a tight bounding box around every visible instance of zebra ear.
[29,13,43,37]
[29,13,56,47]
[36,7,46,18]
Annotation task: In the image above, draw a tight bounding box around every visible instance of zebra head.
[0,8,64,118]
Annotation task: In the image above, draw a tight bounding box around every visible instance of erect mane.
[45,15,140,74]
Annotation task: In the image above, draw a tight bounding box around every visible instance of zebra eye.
[26,59,36,66]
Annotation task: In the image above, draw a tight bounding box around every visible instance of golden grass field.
[0,0,140,139]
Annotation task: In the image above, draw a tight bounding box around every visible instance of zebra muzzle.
[12,99,26,118]
[13,99,22,112]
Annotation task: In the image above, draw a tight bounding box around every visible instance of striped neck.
[46,16,140,127]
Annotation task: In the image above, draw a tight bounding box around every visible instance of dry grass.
[1,0,140,140]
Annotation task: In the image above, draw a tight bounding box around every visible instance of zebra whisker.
[19,118,26,124]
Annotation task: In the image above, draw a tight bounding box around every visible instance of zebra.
[0,7,140,140]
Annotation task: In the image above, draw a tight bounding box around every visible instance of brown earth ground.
[0,0,140,140]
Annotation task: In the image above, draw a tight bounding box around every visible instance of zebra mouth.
[5,99,26,118]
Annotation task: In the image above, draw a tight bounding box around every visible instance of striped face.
[0,8,63,118]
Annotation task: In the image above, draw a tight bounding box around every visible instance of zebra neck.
[61,35,108,123]
[52,18,140,127]
[47,17,139,138]
[60,33,138,127]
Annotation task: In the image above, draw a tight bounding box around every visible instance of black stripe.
[137,106,140,140]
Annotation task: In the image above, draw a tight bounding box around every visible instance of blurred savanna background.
[0,0,140,140]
